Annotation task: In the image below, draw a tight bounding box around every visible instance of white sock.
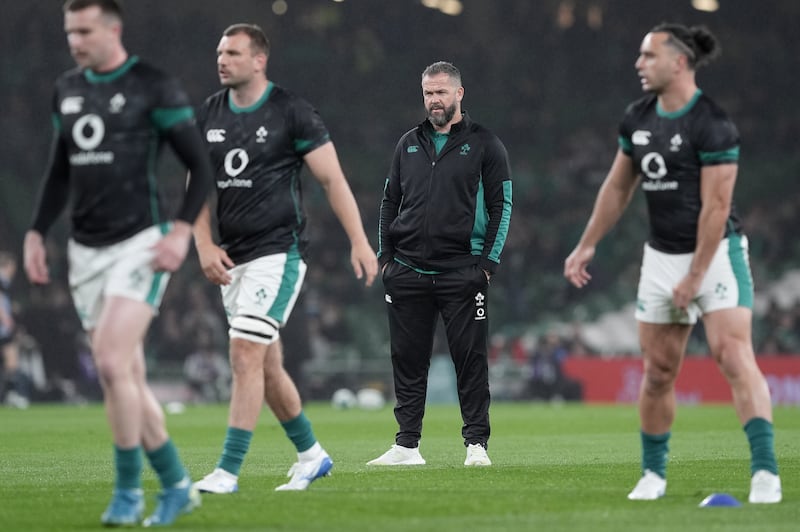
[298,441,322,462]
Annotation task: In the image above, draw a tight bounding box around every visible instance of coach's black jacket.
[378,112,512,275]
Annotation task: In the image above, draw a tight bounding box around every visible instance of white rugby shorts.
[68,225,171,330]
[221,252,306,345]
[635,235,753,325]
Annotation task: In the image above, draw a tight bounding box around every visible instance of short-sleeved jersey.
[197,82,331,264]
[618,90,742,253]
[51,56,196,246]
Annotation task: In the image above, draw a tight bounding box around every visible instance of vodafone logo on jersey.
[206,129,226,143]
[224,148,249,177]
[73,115,105,151]
[216,148,253,189]
[69,113,114,166]
[640,152,677,191]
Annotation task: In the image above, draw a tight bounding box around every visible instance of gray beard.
[427,104,456,127]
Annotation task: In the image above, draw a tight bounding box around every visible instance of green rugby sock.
[640,431,670,478]
[146,439,187,488]
[281,412,317,453]
[114,445,142,490]
[217,427,253,476]
[744,417,778,475]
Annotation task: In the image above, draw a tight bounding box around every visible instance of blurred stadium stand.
[1,0,798,402]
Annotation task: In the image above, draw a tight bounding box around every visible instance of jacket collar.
[419,111,472,135]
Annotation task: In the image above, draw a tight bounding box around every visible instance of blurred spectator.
[563,321,594,357]
[146,283,194,364]
[15,328,48,401]
[181,283,226,350]
[183,329,230,403]
[1,251,27,408]
[21,282,82,386]
[759,301,800,355]
[74,332,102,401]
[520,332,583,402]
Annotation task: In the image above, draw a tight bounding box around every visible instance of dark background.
[1,0,798,398]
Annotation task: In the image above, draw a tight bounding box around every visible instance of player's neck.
[229,77,269,108]
[93,47,128,74]
[657,78,698,113]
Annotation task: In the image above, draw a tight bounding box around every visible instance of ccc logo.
[206,129,226,143]
[72,114,105,151]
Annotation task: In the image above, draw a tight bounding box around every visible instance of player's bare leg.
[193,337,266,494]
[262,340,301,421]
[94,297,197,525]
[627,322,691,500]
[704,308,780,503]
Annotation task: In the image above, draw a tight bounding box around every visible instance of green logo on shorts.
[255,288,267,306]
[715,283,728,299]
[128,270,145,290]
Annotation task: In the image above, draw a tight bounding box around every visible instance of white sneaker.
[464,443,492,466]
[366,444,426,466]
[627,469,666,500]
[275,450,333,491]
[4,390,29,409]
[749,470,782,503]
[193,468,238,494]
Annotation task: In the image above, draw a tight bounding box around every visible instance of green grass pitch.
[1,402,797,531]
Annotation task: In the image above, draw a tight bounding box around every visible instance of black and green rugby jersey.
[44,56,198,246]
[197,82,331,264]
[618,89,743,254]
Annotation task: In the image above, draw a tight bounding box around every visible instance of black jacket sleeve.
[378,141,404,269]
[478,134,512,274]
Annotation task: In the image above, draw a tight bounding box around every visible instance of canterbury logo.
[206,129,226,142]
[60,96,84,114]
[632,130,651,146]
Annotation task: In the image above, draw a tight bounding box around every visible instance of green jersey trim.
[228,81,274,114]
[84,56,139,84]
[618,134,632,155]
[699,147,740,164]
[294,135,330,153]
[151,107,194,131]
[656,89,703,119]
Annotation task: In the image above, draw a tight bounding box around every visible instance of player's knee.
[93,356,127,387]
[642,359,678,393]
[711,337,755,378]
[229,314,280,346]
